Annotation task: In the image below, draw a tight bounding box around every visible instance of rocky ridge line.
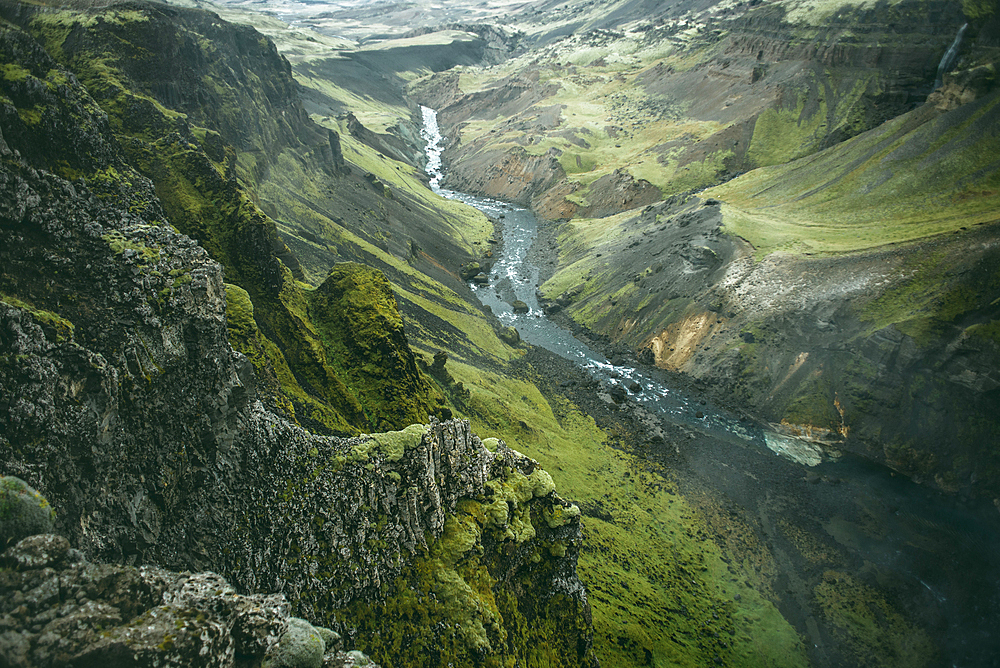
[0,14,596,667]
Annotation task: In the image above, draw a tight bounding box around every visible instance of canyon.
[2,0,999,666]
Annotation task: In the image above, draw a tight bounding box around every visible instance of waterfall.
[419,106,445,192]
[934,23,968,90]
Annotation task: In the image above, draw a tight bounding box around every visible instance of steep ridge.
[0,0,511,434]
[0,13,597,666]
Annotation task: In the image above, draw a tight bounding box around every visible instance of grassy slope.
[708,91,1000,256]
[448,360,807,668]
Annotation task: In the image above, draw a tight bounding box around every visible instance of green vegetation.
[351,423,426,463]
[0,294,75,343]
[446,360,808,668]
[308,263,442,431]
[0,476,56,547]
[13,1,466,435]
[710,94,1000,257]
[814,571,937,667]
[343,458,593,668]
[962,0,997,19]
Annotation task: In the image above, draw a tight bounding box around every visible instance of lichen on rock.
[266,617,326,668]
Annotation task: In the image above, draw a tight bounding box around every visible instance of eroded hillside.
[417,0,1000,500]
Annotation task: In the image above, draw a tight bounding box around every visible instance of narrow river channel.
[420,106,1000,666]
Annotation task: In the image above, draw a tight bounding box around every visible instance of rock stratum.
[0,3,596,666]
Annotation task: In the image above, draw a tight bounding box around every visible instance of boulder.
[2,533,70,569]
[637,347,655,365]
[499,326,521,345]
[511,300,529,314]
[316,627,342,653]
[266,617,326,668]
[460,262,482,280]
[0,476,55,547]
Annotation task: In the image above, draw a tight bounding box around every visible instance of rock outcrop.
[0,111,593,668]
[0,529,377,668]
[0,8,596,668]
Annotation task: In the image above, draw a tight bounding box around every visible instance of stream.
[420,106,1000,666]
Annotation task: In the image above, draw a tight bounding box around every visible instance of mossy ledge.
[0,21,596,664]
[0,169,596,665]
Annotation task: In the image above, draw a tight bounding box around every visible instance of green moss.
[963,0,997,18]
[782,369,838,428]
[857,246,999,347]
[0,476,56,546]
[339,466,593,668]
[351,423,426,463]
[225,283,355,430]
[446,360,807,668]
[307,263,439,431]
[966,319,1000,345]
[0,62,30,82]
[0,294,75,343]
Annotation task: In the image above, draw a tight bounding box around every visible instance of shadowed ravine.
[422,105,1000,667]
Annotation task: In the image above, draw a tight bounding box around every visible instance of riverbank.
[421,101,1000,665]
[518,341,1000,667]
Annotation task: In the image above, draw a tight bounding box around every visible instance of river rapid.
[420,106,1000,666]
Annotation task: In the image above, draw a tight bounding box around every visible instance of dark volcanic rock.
[0,12,597,668]
[498,325,521,345]
[460,261,483,280]
[0,531,378,668]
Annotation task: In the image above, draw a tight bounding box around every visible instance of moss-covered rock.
[0,7,597,668]
[309,263,441,431]
[266,617,326,668]
[0,477,55,548]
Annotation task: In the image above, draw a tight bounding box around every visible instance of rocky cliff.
[0,516,371,668]
[0,6,596,667]
[0,0,524,437]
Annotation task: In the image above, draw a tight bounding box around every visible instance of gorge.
[2,0,1000,666]
[421,104,1000,667]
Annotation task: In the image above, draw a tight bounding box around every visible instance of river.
[420,105,1000,666]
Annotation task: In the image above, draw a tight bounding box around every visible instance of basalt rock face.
[0,12,596,668]
[0,530,379,668]
[0,106,594,668]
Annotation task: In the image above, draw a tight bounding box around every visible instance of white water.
[934,22,968,90]
[420,105,776,449]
